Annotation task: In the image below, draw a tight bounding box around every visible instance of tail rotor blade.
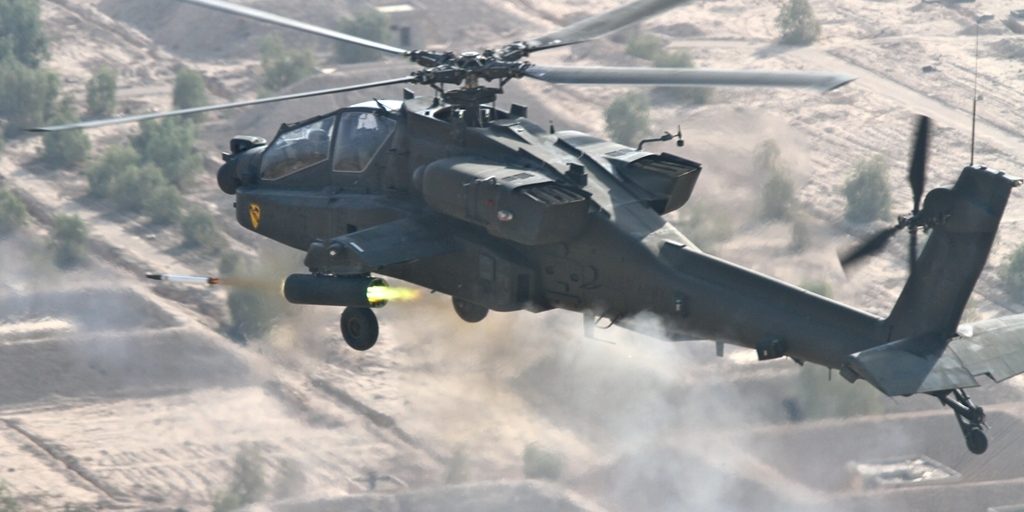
[909,116,931,214]
[840,225,902,270]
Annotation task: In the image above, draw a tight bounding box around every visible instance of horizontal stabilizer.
[843,314,1024,396]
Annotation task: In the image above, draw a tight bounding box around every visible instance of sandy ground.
[2,0,1024,510]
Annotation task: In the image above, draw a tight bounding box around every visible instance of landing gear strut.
[933,389,988,454]
[340,307,379,351]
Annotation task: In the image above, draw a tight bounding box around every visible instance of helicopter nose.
[217,159,241,195]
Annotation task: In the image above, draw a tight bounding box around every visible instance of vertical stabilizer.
[887,166,1020,341]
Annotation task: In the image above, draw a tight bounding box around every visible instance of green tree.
[145,184,183,225]
[132,118,201,188]
[335,10,392,63]
[172,67,207,118]
[181,209,224,251]
[776,0,821,46]
[42,98,91,168]
[220,251,290,341]
[522,443,563,481]
[753,139,782,171]
[653,48,710,105]
[0,0,48,68]
[261,35,315,92]
[762,172,795,220]
[0,187,27,236]
[0,56,59,135]
[109,162,168,212]
[754,140,794,220]
[625,33,663,60]
[0,480,18,512]
[843,155,891,224]
[213,444,267,512]
[87,146,141,198]
[86,68,117,117]
[604,92,650,145]
[1003,244,1024,303]
[50,214,88,268]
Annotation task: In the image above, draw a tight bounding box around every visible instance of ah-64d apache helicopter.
[35,0,1024,455]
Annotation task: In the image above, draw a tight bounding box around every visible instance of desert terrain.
[2,0,1024,511]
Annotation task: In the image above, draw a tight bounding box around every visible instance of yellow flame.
[366,285,421,304]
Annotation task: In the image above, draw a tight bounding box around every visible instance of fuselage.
[221,97,889,369]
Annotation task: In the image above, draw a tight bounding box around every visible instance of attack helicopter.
[34,0,1024,455]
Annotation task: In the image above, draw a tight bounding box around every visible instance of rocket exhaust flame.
[366,285,421,304]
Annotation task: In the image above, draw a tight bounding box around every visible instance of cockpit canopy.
[259,108,397,181]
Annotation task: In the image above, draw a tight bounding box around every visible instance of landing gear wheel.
[452,297,488,323]
[966,427,988,455]
[340,307,379,351]
[934,388,989,454]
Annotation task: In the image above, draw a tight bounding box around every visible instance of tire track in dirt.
[2,419,131,506]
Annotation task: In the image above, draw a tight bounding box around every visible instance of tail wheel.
[341,307,379,351]
[966,427,988,455]
[452,297,488,323]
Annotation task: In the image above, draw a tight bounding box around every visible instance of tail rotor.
[840,116,931,272]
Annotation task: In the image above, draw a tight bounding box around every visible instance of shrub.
[791,364,885,421]
[132,118,201,188]
[652,48,710,105]
[212,444,267,512]
[604,92,650,145]
[843,155,891,224]
[1003,244,1024,303]
[0,480,17,512]
[261,35,315,92]
[42,98,91,168]
[0,56,58,135]
[50,214,88,268]
[0,187,27,236]
[522,443,563,481]
[172,67,207,116]
[0,0,48,68]
[109,162,168,212]
[625,33,663,60]
[181,209,224,251]
[673,197,734,252]
[87,146,141,198]
[86,68,117,117]
[762,172,795,220]
[145,184,183,225]
[754,140,794,220]
[753,140,782,172]
[336,10,392,63]
[776,0,821,46]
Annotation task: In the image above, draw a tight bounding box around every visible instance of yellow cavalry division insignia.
[249,203,262,229]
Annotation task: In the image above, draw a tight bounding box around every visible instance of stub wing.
[305,217,461,273]
[843,314,1024,396]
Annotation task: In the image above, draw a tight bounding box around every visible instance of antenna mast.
[969,21,980,166]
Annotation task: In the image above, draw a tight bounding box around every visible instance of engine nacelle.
[283,274,388,308]
[414,158,589,245]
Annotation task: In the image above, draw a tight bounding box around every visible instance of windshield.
[260,116,335,180]
[333,111,397,172]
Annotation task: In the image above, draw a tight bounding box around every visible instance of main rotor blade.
[908,115,931,214]
[526,0,691,51]
[524,66,856,91]
[177,0,408,56]
[28,77,416,132]
[840,225,902,269]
